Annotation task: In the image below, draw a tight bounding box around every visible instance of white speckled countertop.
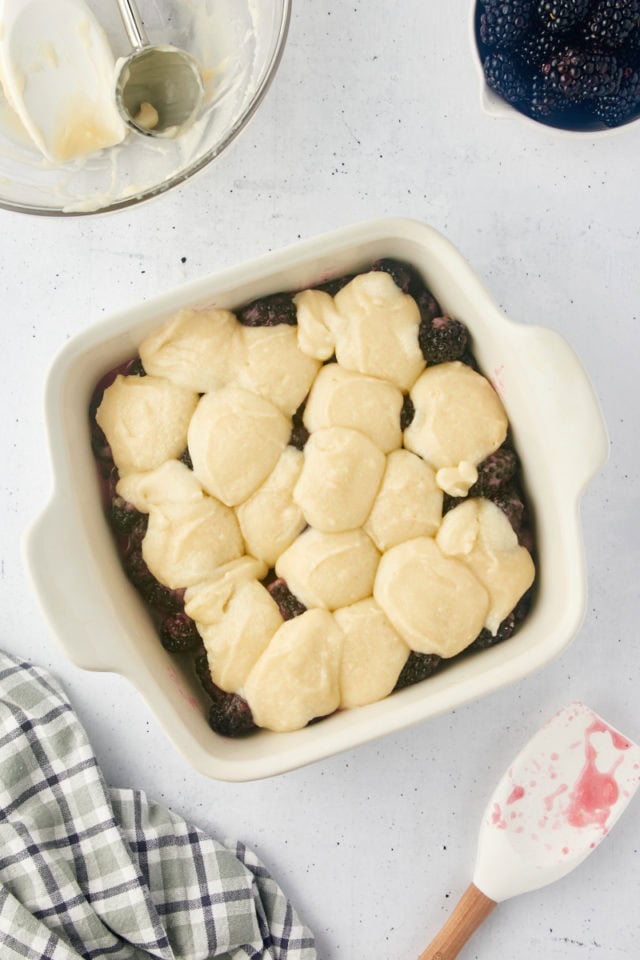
[1,3,639,958]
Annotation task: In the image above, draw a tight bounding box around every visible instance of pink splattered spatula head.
[419,703,640,960]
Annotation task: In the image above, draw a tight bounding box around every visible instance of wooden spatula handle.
[418,883,497,960]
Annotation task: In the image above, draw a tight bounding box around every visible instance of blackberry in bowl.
[473,0,640,130]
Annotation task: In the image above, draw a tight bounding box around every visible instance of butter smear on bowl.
[0,0,126,162]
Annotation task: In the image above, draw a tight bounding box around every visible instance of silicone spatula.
[0,0,126,162]
[419,702,640,960]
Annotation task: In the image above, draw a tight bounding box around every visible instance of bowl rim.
[23,217,610,780]
[0,0,292,218]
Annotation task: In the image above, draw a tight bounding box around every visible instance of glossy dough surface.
[96,270,535,734]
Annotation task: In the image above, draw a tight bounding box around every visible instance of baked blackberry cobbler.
[90,260,536,737]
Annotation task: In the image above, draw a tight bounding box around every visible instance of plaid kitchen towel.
[0,651,316,960]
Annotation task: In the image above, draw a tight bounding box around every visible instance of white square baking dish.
[23,218,608,782]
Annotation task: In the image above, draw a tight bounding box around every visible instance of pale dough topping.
[184,557,269,624]
[374,537,489,657]
[237,324,321,415]
[198,581,283,693]
[334,599,409,708]
[436,461,479,498]
[303,363,404,453]
[117,459,202,512]
[364,449,443,551]
[96,374,197,476]
[332,272,425,390]
[276,527,380,610]
[436,498,535,634]
[294,288,340,360]
[293,427,386,533]
[188,387,291,506]
[139,308,245,394]
[141,498,244,590]
[103,270,536,734]
[236,448,306,567]
[404,361,508,470]
[243,609,344,733]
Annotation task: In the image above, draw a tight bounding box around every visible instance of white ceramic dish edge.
[23,217,609,781]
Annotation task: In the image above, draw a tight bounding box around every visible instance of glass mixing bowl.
[0,0,291,216]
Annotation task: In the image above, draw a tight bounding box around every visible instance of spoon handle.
[418,884,497,960]
[115,0,149,49]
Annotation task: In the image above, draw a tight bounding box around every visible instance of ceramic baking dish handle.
[509,325,609,492]
[23,498,112,672]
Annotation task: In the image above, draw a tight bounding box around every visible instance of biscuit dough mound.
[364,449,443,551]
[374,537,489,657]
[294,427,386,533]
[404,362,508,470]
[244,609,344,733]
[97,375,198,476]
[436,498,535,635]
[188,387,290,506]
[276,528,380,610]
[139,307,245,393]
[334,599,409,708]
[303,364,404,453]
[332,272,425,390]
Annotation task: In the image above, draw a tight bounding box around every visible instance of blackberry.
[400,394,415,430]
[480,0,535,49]
[418,315,469,365]
[121,514,148,562]
[492,483,526,534]
[124,357,146,377]
[90,422,112,464]
[471,590,533,650]
[159,612,201,653]
[626,24,640,49]
[543,45,622,100]
[442,493,464,515]
[394,652,442,691]
[537,0,593,34]
[290,402,310,450]
[238,292,297,327]
[529,72,571,116]
[458,350,480,372]
[195,652,218,700]
[520,30,562,67]
[209,694,256,738]
[371,258,421,295]
[415,287,443,326]
[470,447,519,497]
[267,578,307,620]
[123,537,152,591]
[194,654,256,737]
[471,610,519,650]
[584,0,640,47]
[316,274,355,297]
[147,583,185,612]
[122,522,184,612]
[518,524,536,553]
[483,51,530,103]
[592,61,640,121]
[179,447,193,469]
[110,495,141,534]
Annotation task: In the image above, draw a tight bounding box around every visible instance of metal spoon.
[114,0,204,138]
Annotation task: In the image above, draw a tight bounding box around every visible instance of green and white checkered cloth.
[0,651,316,960]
